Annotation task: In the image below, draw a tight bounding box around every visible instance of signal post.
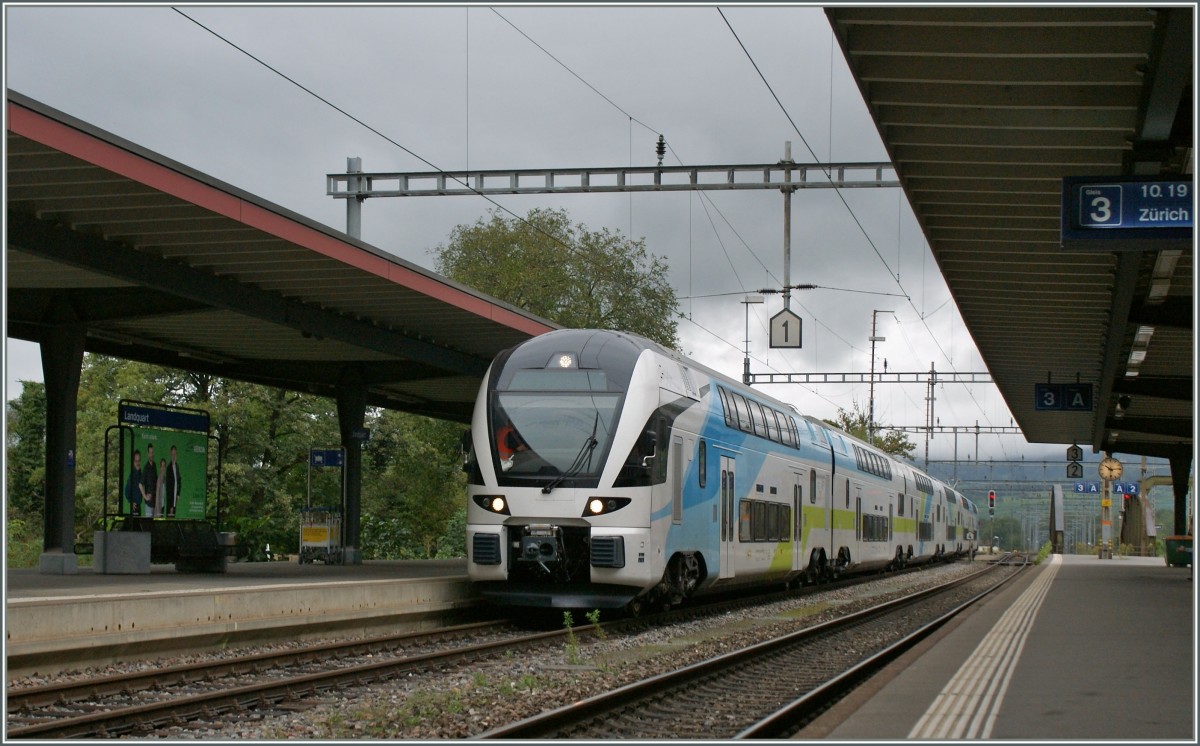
[1097,455,1123,559]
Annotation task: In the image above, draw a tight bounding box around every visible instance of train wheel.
[830,548,850,581]
[805,550,826,585]
[667,553,701,605]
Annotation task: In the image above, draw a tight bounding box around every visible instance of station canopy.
[827,7,1193,460]
[6,91,557,422]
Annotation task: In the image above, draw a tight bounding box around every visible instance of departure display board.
[1061,175,1193,249]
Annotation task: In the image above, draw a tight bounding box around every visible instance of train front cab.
[466,331,686,610]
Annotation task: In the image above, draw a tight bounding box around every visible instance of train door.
[856,495,863,541]
[719,455,735,579]
[791,471,804,573]
[811,468,830,561]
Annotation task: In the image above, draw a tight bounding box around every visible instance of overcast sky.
[4,4,1069,464]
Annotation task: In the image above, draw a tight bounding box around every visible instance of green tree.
[824,400,916,461]
[361,410,467,558]
[6,381,46,517]
[433,207,680,348]
[205,378,342,556]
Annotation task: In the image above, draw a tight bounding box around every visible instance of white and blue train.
[465,329,978,612]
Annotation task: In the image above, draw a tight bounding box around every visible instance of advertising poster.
[118,403,209,520]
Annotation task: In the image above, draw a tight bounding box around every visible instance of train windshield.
[487,329,654,483]
[493,392,620,479]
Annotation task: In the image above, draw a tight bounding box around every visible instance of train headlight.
[582,497,631,517]
[473,494,510,515]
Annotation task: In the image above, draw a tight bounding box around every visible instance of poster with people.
[118,402,209,520]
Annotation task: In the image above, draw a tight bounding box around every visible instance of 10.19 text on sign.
[1061,175,1193,251]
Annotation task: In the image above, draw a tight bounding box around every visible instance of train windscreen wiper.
[541,412,599,494]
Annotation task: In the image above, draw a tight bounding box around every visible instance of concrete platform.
[5,559,475,677]
[810,554,1195,741]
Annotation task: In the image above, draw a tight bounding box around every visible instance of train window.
[732,393,753,432]
[788,417,801,448]
[739,500,752,542]
[764,408,778,442]
[779,415,795,447]
[718,388,734,427]
[698,440,706,489]
[915,473,933,494]
[766,504,779,542]
[749,401,766,437]
[752,501,766,542]
[810,471,817,505]
[781,505,792,541]
[898,492,904,517]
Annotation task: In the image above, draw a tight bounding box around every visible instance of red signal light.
[988,490,996,508]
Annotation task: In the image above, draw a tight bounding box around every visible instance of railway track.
[6,558,985,739]
[5,619,537,739]
[478,556,1026,739]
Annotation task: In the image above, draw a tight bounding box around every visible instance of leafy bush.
[1033,541,1053,565]
[6,518,42,568]
[223,512,292,561]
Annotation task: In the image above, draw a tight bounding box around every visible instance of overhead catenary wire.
[171,7,626,290]
[681,316,844,411]
[717,7,1000,431]
[486,10,890,423]
[490,8,886,367]
[487,10,933,388]
[176,6,981,434]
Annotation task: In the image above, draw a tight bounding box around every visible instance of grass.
[563,611,582,665]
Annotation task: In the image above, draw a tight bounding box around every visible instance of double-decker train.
[465,329,978,612]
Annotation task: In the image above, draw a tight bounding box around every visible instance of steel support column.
[1167,447,1193,536]
[336,370,367,565]
[39,304,86,574]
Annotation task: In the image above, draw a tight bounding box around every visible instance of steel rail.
[736,555,1028,738]
[7,558,977,739]
[476,559,1016,739]
[6,619,505,712]
[6,623,567,739]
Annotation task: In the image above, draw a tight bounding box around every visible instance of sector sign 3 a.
[1035,382,1093,411]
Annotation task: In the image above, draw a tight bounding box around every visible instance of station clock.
[1098,456,1123,481]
